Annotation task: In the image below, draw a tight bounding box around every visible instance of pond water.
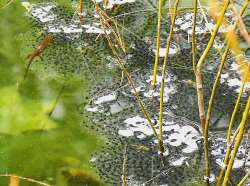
[0,0,250,186]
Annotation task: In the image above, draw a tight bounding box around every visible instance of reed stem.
[158,0,180,156]
[92,2,163,153]
[79,0,84,21]
[217,62,250,185]
[216,1,249,184]
[152,0,163,88]
[79,0,83,14]
[193,1,229,184]
[237,171,250,186]
[222,97,250,186]
[228,62,250,140]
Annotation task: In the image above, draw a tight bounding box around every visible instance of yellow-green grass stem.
[222,97,250,186]
[204,46,229,186]
[152,0,163,88]
[93,2,162,152]
[217,62,250,185]
[194,1,230,184]
[227,0,250,143]
[104,0,108,11]
[237,171,250,186]
[243,129,250,168]
[215,1,249,184]
[216,124,240,185]
[196,0,229,131]
[196,0,230,69]
[227,62,250,141]
[205,44,230,134]
[159,0,180,155]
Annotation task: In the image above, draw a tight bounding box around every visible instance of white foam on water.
[158,148,170,157]
[131,86,145,94]
[90,157,97,162]
[171,157,187,166]
[144,75,176,102]
[180,21,192,30]
[86,106,100,112]
[118,114,200,155]
[219,62,250,93]
[82,24,107,34]
[94,93,117,105]
[122,115,153,136]
[62,24,83,34]
[30,4,57,23]
[153,47,179,57]
[118,129,134,137]
[166,133,183,147]
[212,138,248,170]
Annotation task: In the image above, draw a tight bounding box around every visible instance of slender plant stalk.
[217,62,250,185]
[227,0,250,142]
[122,145,127,186]
[237,171,250,186]
[104,0,108,11]
[227,63,250,141]
[197,0,223,57]
[222,97,250,186]
[92,2,163,154]
[79,0,83,14]
[193,1,229,184]
[192,0,197,72]
[216,1,249,184]
[169,0,173,21]
[205,44,229,130]
[196,0,229,130]
[243,129,250,168]
[100,12,126,53]
[79,0,84,21]
[152,0,163,88]
[216,125,240,186]
[203,48,229,185]
[158,0,180,156]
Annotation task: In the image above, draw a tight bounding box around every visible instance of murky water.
[0,0,250,186]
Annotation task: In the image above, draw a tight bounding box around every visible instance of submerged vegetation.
[0,0,250,185]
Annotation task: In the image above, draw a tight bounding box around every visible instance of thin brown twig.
[92,2,162,153]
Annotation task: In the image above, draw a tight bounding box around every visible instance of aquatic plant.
[152,0,164,88]
[158,0,180,157]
